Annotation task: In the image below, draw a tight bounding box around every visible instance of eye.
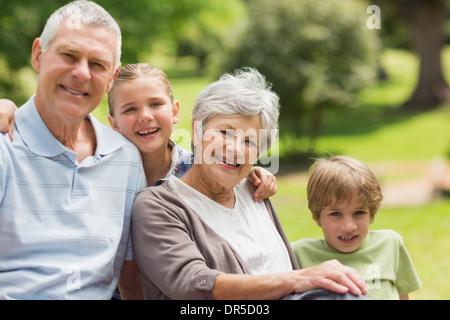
[219,130,231,137]
[355,210,367,216]
[62,52,75,60]
[329,211,341,217]
[245,138,258,148]
[150,102,162,108]
[123,106,137,113]
[92,62,106,70]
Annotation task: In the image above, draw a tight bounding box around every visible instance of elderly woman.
[131,67,368,300]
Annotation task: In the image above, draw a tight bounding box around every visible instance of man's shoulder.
[89,114,140,157]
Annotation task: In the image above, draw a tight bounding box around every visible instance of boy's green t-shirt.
[291,229,422,300]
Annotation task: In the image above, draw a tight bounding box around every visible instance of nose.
[139,107,154,122]
[71,59,91,83]
[341,216,357,233]
[225,135,246,163]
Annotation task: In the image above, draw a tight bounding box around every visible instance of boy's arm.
[0,99,18,141]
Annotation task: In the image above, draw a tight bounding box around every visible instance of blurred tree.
[0,0,241,102]
[174,0,245,73]
[222,0,380,154]
[394,0,450,109]
[373,0,450,109]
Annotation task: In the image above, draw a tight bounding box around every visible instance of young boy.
[291,155,422,300]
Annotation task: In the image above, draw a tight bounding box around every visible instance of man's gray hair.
[39,0,122,69]
[193,67,280,152]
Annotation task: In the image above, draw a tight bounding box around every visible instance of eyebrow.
[57,44,113,66]
[118,101,137,110]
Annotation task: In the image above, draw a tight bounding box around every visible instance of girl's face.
[108,76,179,154]
[314,194,371,253]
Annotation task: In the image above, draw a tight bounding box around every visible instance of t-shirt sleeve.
[395,235,422,295]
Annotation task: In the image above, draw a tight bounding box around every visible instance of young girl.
[291,156,422,300]
[106,63,277,198]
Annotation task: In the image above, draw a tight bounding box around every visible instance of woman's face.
[194,114,261,190]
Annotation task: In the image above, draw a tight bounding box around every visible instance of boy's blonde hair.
[307,155,383,222]
[108,63,175,116]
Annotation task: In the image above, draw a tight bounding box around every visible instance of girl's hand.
[247,166,277,202]
[0,99,18,141]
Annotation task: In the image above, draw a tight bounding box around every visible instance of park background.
[1,0,449,299]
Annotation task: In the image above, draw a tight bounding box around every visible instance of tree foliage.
[222,0,380,153]
[0,0,242,102]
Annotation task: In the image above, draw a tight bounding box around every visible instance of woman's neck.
[140,142,173,187]
[181,166,235,208]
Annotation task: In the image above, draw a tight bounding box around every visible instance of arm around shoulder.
[0,99,18,141]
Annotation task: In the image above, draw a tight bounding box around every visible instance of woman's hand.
[213,259,369,300]
[247,166,277,202]
[292,259,369,297]
[0,99,18,141]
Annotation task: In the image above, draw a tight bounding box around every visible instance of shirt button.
[200,280,207,286]
[255,266,263,272]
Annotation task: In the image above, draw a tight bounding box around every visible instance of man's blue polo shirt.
[0,95,146,299]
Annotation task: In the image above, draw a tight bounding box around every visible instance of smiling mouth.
[137,128,159,137]
[61,85,88,96]
[216,156,240,168]
[338,235,359,241]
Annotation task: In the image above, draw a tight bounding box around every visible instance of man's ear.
[106,65,121,93]
[31,38,43,73]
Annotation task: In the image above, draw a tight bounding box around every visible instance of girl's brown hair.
[107,63,175,116]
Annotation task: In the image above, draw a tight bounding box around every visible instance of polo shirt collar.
[15,95,127,159]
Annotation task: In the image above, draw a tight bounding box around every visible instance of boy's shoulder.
[291,237,326,251]
[368,229,403,243]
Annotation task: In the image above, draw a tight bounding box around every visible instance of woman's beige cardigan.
[131,179,300,300]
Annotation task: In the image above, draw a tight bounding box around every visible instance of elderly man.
[0,1,146,299]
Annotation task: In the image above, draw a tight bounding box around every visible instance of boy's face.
[314,194,371,253]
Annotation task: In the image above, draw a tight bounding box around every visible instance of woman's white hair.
[39,0,122,70]
[193,67,280,152]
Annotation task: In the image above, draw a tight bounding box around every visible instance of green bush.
[223,0,380,153]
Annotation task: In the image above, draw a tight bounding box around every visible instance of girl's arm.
[0,99,17,141]
[247,166,277,202]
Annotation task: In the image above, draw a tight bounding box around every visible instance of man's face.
[32,18,119,123]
